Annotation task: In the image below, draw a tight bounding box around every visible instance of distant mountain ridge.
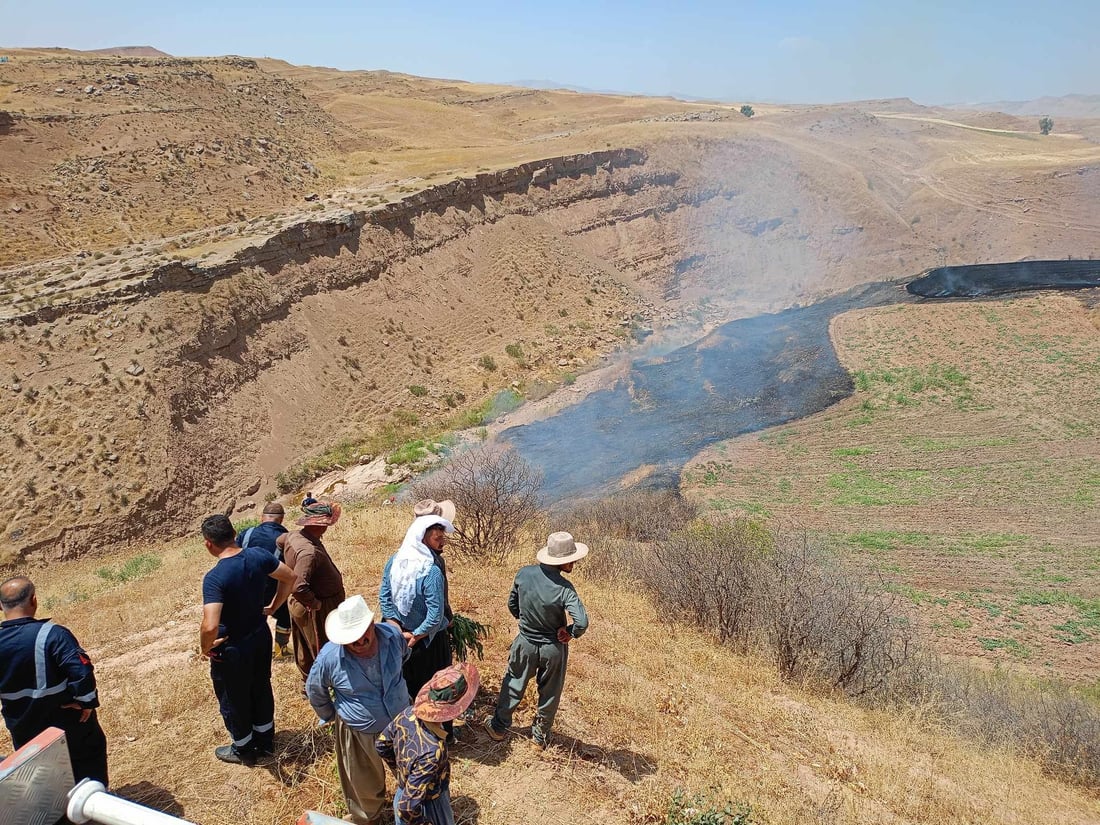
[946,93,1100,118]
[84,45,172,57]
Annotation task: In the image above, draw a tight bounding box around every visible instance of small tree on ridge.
[1039,116,1054,135]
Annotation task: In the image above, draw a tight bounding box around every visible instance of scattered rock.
[106,453,119,462]
[235,501,256,512]
[304,192,320,202]
[357,454,374,465]
[84,85,95,94]
[9,204,21,213]
[125,362,145,376]
[242,479,261,497]
[54,87,65,95]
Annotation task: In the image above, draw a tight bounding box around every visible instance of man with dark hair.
[237,502,292,657]
[200,513,296,765]
[0,576,109,785]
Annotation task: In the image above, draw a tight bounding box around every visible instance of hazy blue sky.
[2,0,1096,104]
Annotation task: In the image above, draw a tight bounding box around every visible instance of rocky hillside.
[1,50,1099,564]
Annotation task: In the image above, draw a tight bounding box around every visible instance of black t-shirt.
[202,547,279,640]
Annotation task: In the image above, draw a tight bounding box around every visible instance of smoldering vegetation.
[908,260,1100,298]
[558,491,1100,787]
[503,281,906,501]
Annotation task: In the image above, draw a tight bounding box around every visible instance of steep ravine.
[0,147,710,563]
[3,129,1076,564]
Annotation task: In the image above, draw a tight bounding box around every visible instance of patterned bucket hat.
[413,662,480,723]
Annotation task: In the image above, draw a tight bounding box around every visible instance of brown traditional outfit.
[279,529,346,679]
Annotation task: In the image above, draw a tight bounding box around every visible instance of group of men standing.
[0,495,590,825]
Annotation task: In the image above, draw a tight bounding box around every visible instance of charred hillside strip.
[508,259,1100,506]
[504,280,908,502]
[908,260,1100,298]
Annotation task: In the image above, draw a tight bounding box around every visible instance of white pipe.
[67,779,198,825]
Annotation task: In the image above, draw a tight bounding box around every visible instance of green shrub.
[664,789,755,825]
[449,614,492,662]
[504,343,523,360]
[96,553,162,584]
[408,384,428,397]
[478,354,497,372]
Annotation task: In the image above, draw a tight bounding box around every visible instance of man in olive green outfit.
[484,532,589,749]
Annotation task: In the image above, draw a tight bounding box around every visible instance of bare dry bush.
[904,663,1100,786]
[561,492,916,693]
[757,536,918,697]
[410,445,542,563]
[651,519,769,649]
[558,489,697,581]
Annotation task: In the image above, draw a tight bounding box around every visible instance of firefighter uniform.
[0,616,109,785]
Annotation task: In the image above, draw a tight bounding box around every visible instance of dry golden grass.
[4,505,1098,824]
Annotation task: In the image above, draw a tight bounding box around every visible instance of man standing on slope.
[200,514,296,764]
[277,501,346,681]
[379,513,454,701]
[307,595,410,825]
[0,576,109,785]
[484,532,589,749]
[237,502,292,657]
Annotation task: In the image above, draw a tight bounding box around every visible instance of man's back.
[202,547,278,640]
[237,521,288,558]
[0,617,97,741]
[509,564,589,645]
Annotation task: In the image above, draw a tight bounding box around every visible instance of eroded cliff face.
[1,126,1093,564]
[0,147,678,562]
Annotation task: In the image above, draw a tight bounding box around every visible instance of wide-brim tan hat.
[413,498,456,524]
[297,501,342,527]
[414,662,480,723]
[325,595,375,646]
[536,531,589,566]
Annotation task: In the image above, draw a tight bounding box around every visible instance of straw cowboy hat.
[297,501,342,527]
[324,595,375,646]
[413,662,480,723]
[413,498,456,524]
[536,531,589,566]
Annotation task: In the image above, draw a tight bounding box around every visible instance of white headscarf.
[389,514,454,616]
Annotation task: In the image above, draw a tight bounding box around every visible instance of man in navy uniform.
[236,502,292,657]
[0,576,109,785]
[200,513,296,765]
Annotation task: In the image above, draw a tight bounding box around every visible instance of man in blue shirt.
[236,502,291,657]
[200,514,296,765]
[0,576,108,785]
[307,595,410,825]
[379,516,454,703]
